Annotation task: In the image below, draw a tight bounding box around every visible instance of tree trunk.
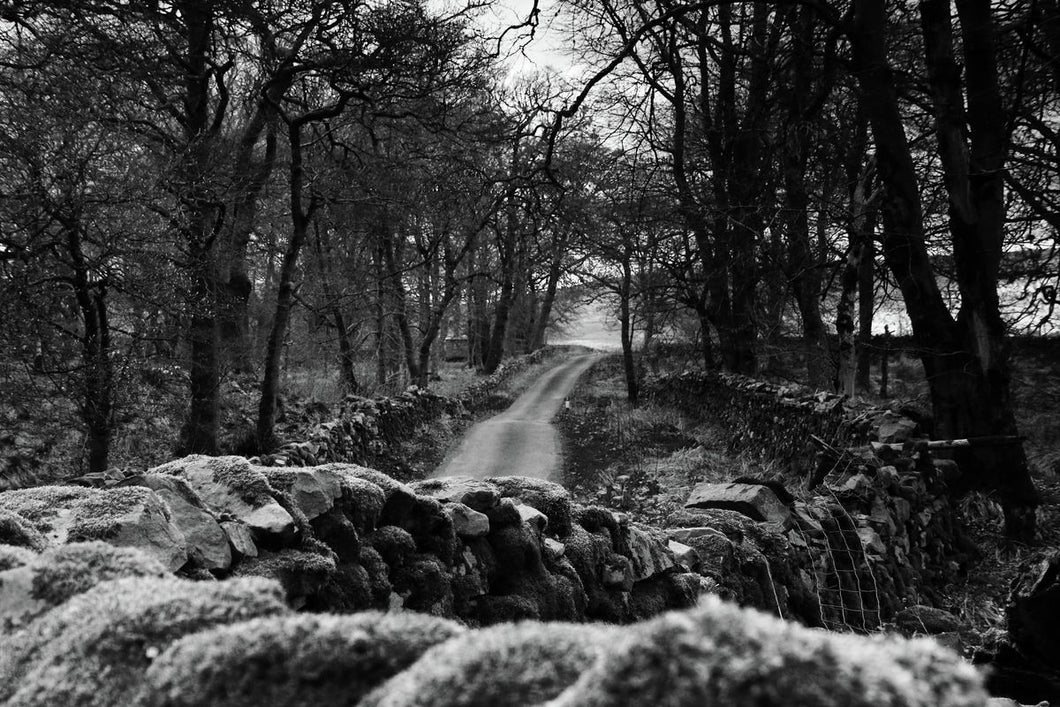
[839,159,877,396]
[66,222,113,474]
[379,222,424,385]
[257,120,315,452]
[855,225,876,392]
[852,0,1038,539]
[619,246,639,406]
[312,223,358,394]
[176,1,221,456]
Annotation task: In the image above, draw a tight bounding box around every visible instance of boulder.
[516,502,548,533]
[135,475,231,571]
[234,549,337,609]
[667,540,697,570]
[258,468,341,520]
[220,521,258,558]
[684,482,792,529]
[624,524,676,581]
[0,485,94,547]
[446,503,490,538]
[0,486,187,570]
[319,464,416,526]
[410,477,501,513]
[139,612,463,707]
[148,456,294,538]
[487,476,574,536]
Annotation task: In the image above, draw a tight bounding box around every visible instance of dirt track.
[433,353,602,479]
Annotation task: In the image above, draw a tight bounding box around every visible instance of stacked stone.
[457,347,554,410]
[647,372,857,470]
[256,387,461,469]
[673,443,966,631]
[0,455,706,629]
[256,348,558,469]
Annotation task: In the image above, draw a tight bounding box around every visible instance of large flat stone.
[684,483,792,529]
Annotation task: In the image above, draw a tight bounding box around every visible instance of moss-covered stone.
[0,542,169,630]
[151,456,274,507]
[0,544,35,571]
[549,595,988,707]
[149,456,294,537]
[138,612,464,707]
[307,562,374,612]
[363,622,620,707]
[402,495,458,563]
[370,525,417,568]
[309,506,361,561]
[318,463,417,526]
[0,486,92,544]
[393,556,453,615]
[488,476,574,537]
[258,468,340,521]
[337,476,386,533]
[0,575,288,706]
[410,477,501,514]
[0,486,187,569]
[233,549,336,609]
[0,508,47,551]
[68,486,166,539]
[563,523,627,622]
[30,542,167,606]
[133,474,232,571]
[359,545,393,605]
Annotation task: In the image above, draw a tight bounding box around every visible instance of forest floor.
[555,349,1060,655]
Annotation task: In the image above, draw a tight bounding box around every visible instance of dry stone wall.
[254,347,558,470]
[647,371,969,627]
[0,455,705,629]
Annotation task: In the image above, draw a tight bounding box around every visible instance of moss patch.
[28,541,167,609]
[0,509,47,551]
[363,622,619,707]
[139,611,464,707]
[0,575,288,707]
[550,595,987,707]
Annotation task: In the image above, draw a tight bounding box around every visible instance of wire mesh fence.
[793,451,884,634]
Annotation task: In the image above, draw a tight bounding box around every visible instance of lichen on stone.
[0,575,288,707]
[152,455,276,507]
[487,476,574,537]
[67,486,168,541]
[206,458,277,506]
[138,611,464,707]
[0,486,89,528]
